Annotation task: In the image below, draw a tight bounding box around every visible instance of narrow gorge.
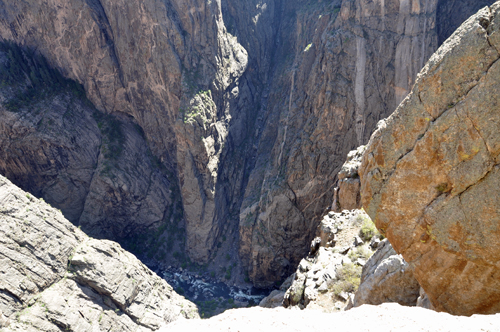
[0,0,495,295]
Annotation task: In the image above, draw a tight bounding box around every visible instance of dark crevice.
[84,0,125,88]
[0,288,23,307]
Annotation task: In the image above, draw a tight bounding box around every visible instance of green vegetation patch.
[348,245,373,262]
[329,263,362,296]
[357,213,380,242]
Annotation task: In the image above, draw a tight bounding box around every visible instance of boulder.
[353,240,420,307]
[359,3,500,315]
[259,290,286,308]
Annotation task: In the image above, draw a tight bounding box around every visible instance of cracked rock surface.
[359,2,500,315]
[0,175,198,331]
[353,239,420,308]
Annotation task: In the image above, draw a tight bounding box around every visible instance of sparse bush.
[359,215,379,242]
[329,263,362,296]
[348,245,372,262]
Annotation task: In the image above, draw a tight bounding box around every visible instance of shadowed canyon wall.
[0,0,495,287]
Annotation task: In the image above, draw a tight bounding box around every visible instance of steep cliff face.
[0,0,496,288]
[359,3,500,315]
[236,0,440,287]
[0,0,248,265]
[0,42,186,264]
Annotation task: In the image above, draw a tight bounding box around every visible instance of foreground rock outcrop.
[360,2,500,315]
[164,303,500,332]
[0,175,198,330]
[353,239,420,308]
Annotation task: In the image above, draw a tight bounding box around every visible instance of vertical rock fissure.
[277,70,294,168]
[355,36,366,146]
[84,0,125,88]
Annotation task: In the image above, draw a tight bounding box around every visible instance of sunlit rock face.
[0,175,199,331]
[360,3,500,315]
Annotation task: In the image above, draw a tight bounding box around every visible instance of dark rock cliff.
[0,0,496,287]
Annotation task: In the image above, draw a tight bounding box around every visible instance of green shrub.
[329,263,362,296]
[359,215,380,242]
[348,246,372,262]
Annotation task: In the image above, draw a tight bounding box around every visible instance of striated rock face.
[0,174,198,330]
[0,0,247,265]
[353,239,420,308]
[0,51,185,265]
[0,92,177,241]
[237,0,443,287]
[359,3,500,315]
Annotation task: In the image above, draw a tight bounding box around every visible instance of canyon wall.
[0,0,495,287]
[236,0,440,286]
[0,0,248,265]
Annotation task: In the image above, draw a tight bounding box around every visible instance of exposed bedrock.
[0,0,248,264]
[237,0,440,287]
[359,3,500,314]
[0,175,198,331]
[0,0,496,287]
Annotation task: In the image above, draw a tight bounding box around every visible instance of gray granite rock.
[0,175,199,331]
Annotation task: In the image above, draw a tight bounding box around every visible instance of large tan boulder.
[359,3,500,315]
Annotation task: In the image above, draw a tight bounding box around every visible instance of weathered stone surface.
[283,209,378,312]
[359,3,500,315]
[164,303,500,332]
[0,175,198,331]
[0,79,181,259]
[258,290,285,309]
[337,146,366,211]
[353,239,420,307]
[0,0,248,267]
